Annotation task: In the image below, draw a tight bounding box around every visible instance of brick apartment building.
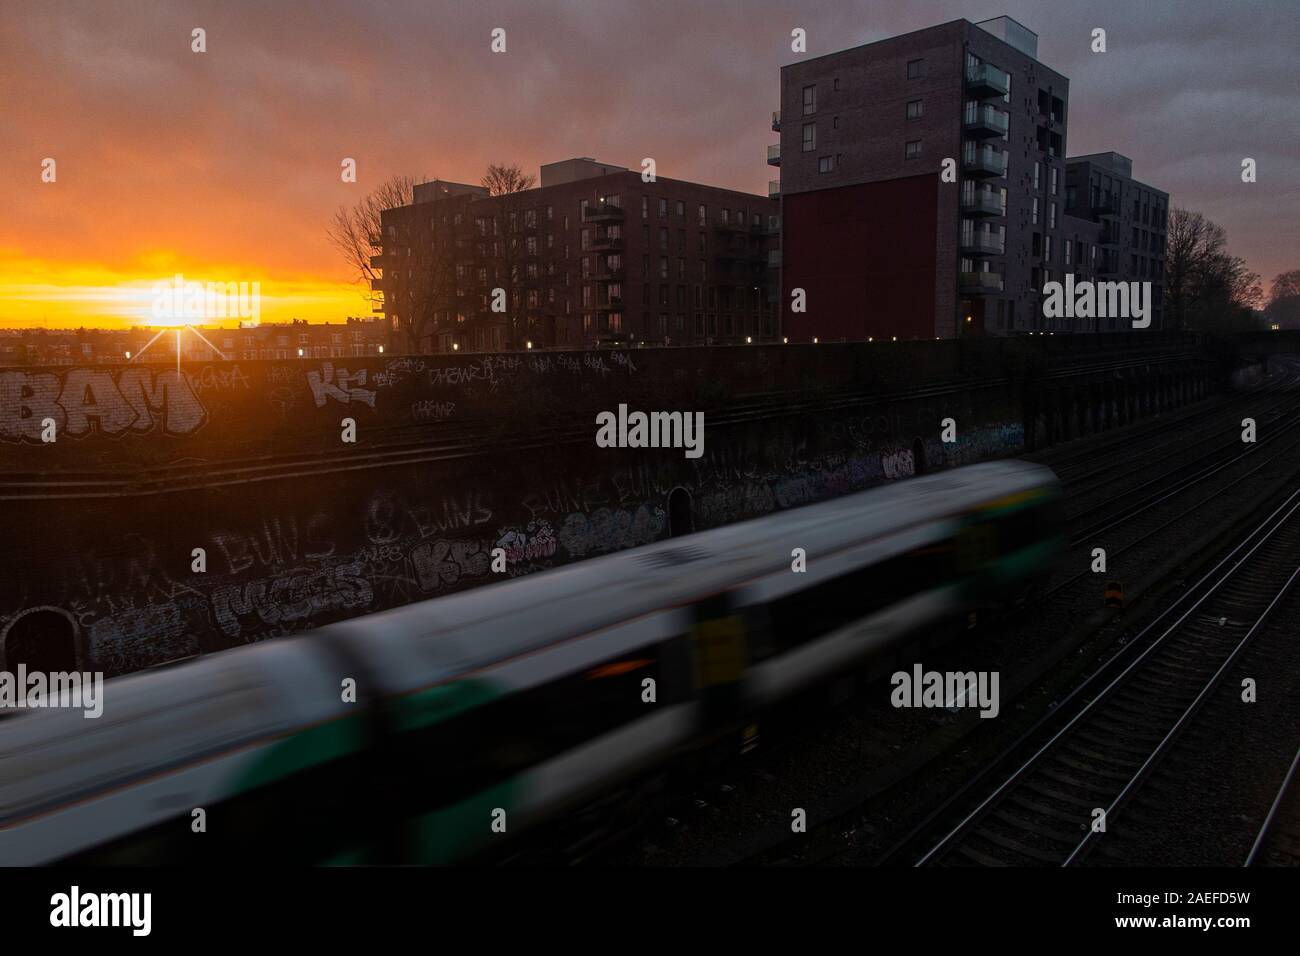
[771,16,1169,339]
[374,158,779,353]
[1063,152,1169,330]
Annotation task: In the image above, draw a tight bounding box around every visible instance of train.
[0,460,1062,865]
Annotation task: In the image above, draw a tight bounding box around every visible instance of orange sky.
[1,1,1295,329]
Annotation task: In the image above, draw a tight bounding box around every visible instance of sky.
[1,0,1296,328]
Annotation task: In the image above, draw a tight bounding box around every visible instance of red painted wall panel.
[782,174,940,341]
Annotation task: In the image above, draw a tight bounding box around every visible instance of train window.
[397,645,667,808]
[763,542,954,657]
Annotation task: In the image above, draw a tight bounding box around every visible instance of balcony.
[1092,194,1121,218]
[767,249,782,267]
[960,231,1004,256]
[767,143,781,167]
[963,103,1009,138]
[963,148,1006,178]
[959,271,1004,294]
[594,295,624,310]
[589,235,622,251]
[771,110,781,132]
[582,203,624,222]
[965,63,1009,98]
[591,267,625,282]
[961,189,1003,217]
[768,179,781,199]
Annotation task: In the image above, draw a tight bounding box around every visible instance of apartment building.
[1064,152,1169,329]
[771,16,1166,339]
[375,158,779,353]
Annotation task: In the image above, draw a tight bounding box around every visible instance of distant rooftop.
[539,157,627,187]
[974,16,1038,59]
[1068,152,1135,178]
[412,179,489,204]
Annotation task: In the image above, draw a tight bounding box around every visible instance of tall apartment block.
[772,16,1166,339]
[1063,152,1169,329]
[375,158,778,353]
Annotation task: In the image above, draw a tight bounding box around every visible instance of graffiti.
[881,448,916,480]
[0,367,207,441]
[188,364,252,393]
[409,538,492,593]
[307,362,376,408]
[411,400,456,422]
[210,514,336,575]
[87,601,198,676]
[521,477,610,519]
[608,350,638,373]
[210,558,373,639]
[366,491,493,543]
[558,506,665,558]
[945,422,1024,466]
[426,355,522,390]
[495,520,558,566]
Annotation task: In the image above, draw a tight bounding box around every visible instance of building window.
[833,77,840,91]
[1049,203,1057,229]
[832,115,839,129]
[642,195,648,219]
[904,140,922,159]
[818,156,834,174]
[802,84,816,115]
[658,197,667,218]
[676,200,685,219]
[1045,235,1053,261]
[906,99,923,119]
[1064,240,1073,265]
[1033,162,1041,190]
[907,58,924,79]
[697,204,707,226]
[1031,197,1038,224]
[802,123,816,152]
[1050,167,1059,196]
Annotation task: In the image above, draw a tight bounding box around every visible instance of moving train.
[0,460,1062,865]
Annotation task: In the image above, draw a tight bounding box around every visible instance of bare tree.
[481,163,536,197]
[329,174,468,353]
[481,163,538,349]
[1265,270,1300,329]
[1164,207,1262,330]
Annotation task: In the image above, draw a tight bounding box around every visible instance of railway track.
[1245,747,1300,866]
[905,488,1300,867]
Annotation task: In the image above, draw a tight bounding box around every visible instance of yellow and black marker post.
[1104,580,1125,608]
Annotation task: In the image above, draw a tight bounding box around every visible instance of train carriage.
[0,460,1062,865]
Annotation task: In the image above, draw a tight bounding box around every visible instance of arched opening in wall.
[1,607,80,673]
[911,437,927,476]
[668,487,695,537]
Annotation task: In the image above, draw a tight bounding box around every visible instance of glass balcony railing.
[768,179,781,199]
[771,110,781,132]
[962,148,1006,177]
[767,143,781,166]
[959,271,1004,293]
[965,63,1009,97]
[961,190,1004,216]
[963,103,1010,137]
[961,231,1005,256]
